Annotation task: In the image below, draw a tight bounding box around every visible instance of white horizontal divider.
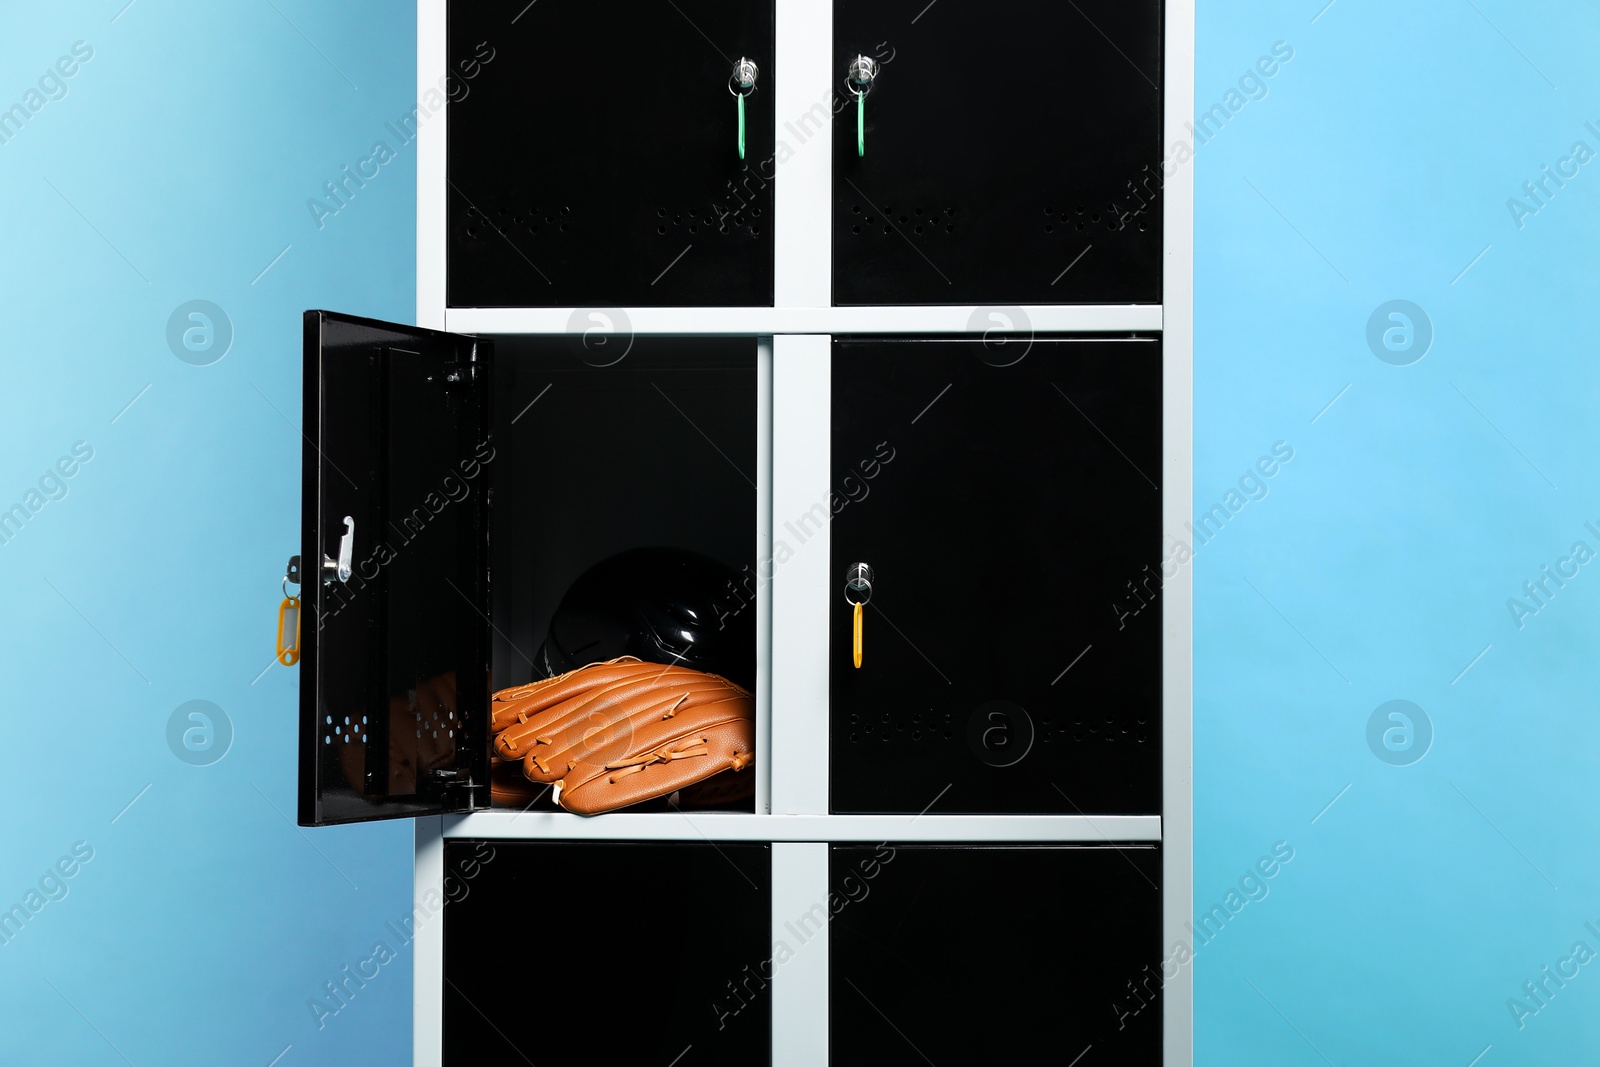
[441,812,1162,842]
[772,843,829,1067]
[770,334,832,815]
[444,304,1161,336]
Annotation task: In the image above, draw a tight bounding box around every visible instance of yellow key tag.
[277,595,302,666]
[853,600,864,669]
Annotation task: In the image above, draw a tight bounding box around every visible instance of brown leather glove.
[490,657,754,815]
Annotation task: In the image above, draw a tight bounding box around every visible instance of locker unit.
[830,0,1165,306]
[286,2,1192,1063]
[829,844,1163,1063]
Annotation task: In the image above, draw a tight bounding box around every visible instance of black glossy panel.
[830,844,1162,1064]
[448,1,775,307]
[300,312,491,825]
[833,1,1163,305]
[486,336,756,694]
[830,337,1161,815]
[483,336,756,811]
[443,840,771,1065]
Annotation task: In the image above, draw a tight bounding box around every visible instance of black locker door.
[299,312,493,826]
[830,844,1163,1063]
[832,0,1164,305]
[442,840,772,1066]
[448,1,776,308]
[829,336,1162,815]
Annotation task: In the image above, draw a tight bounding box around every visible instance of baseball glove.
[490,656,754,815]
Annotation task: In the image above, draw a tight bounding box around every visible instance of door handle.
[322,516,354,584]
[845,562,874,668]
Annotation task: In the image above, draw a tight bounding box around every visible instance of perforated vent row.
[846,710,1149,745]
[461,204,573,241]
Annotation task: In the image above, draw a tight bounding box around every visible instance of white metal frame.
[412,0,1192,1062]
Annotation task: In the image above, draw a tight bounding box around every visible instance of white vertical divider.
[774,0,833,308]
[417,0,447,329]
[1163,0,1195,1064]
[413,817,445,1067]
[756,338,774,813]
[771,842,829,1066]
[770,335,830,815]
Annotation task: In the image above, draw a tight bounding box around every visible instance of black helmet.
[533,547,756,691]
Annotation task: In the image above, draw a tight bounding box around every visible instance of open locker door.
[298,311,493,826]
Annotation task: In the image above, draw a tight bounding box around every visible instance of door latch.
[322,516,354,584]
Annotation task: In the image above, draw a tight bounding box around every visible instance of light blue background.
[0,3,416,1064]
[2,1,1597,1064]
[1194,1,1600,1064]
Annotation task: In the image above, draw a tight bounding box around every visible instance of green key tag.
[738,92,746,160]
[857,92,865,157]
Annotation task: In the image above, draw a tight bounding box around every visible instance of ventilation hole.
[325,716,332,725]
[465,227,475,237]
[361,716,367,725]
[852,204,861,214]
[361,734,367,743]
[1139,221,1148,232]
[560,206,571,215]
[865,216,875,224]
[928,214,941,224]
[914,225,924,234]
[750,226,759,235]
[1092,212,1101,222]
[657,225,667,234]
[674,215,682,224]
[883,205,893,214]
[497,208,506,216]
[416,730,422,738]
[735,213,746,225]
[1044,206,1053,215]
[752,207,761,217]
[915,206,924,216]
[530,225,538,234]
[343,734,350,744]
[1076,222,1086,231]
[560,222,569,231]
[513,216,523,224]
[946,224,954,232]
[946,206,956,214]
[432,730,438,739]
[852,225,860,234]
[883,226,891,234]
[545,215,553,223]
[899,215,908,224]
[344,717,350,725]
[324,736,330,745]
[657,208,666,217]
[912,730,922,740]
[850,732,859,743]
[689,224,698,233]
[1044,224,1054,233]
